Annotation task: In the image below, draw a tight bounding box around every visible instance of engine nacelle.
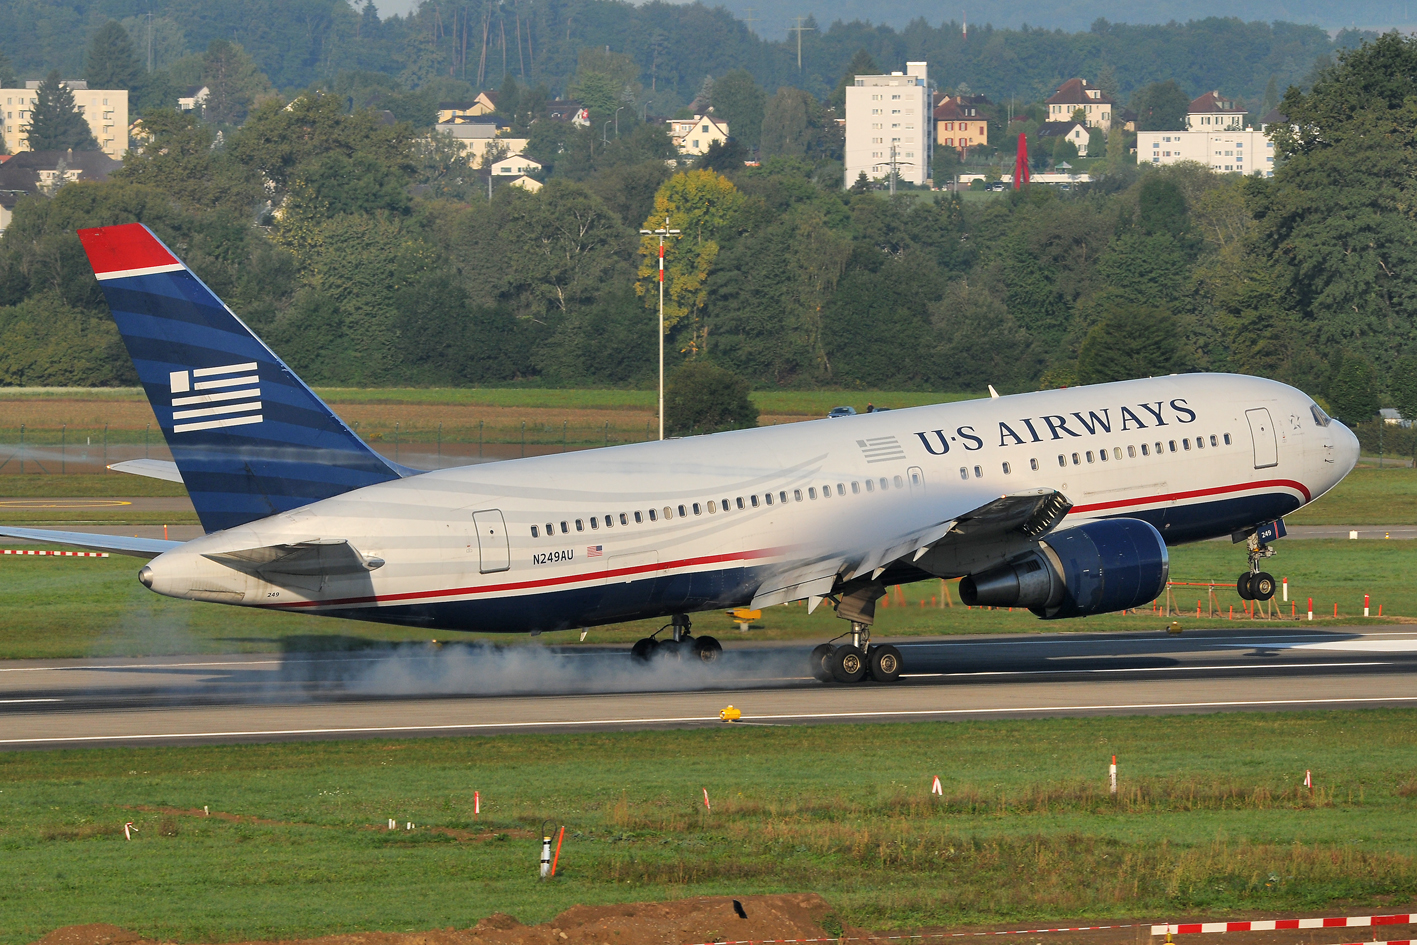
[957,518,1169,619]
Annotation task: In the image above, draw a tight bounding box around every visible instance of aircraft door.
[471,509,511,573]
[1245,408,1278,469]
[908,466,925,497]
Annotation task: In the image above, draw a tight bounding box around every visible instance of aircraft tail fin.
[77,223,409,533]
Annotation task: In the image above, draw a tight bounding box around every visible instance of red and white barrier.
[2,549,108,557]
[1152,913,1417,935]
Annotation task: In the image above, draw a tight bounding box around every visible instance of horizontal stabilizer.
[109,459,184,483]
[204,539,385,578]
[0,526,181,558]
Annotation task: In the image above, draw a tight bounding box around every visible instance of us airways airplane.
[0,224,1360,684]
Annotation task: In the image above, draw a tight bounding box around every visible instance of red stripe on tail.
[76,223,178,276]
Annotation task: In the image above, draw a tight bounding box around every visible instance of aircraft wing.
[0,526,182,558]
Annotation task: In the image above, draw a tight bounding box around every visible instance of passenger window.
[634,511,643,523]
[531,525,540,538]
[794,489,803,501]
[1127,446,1136,458]
[708,501,717,513]
[546,522,554,534]
[1195,437,1204,449]
[677,504,686,517]
[837,483,846,495]
[1210,435,1218,447]
[1183,439,1191,450]
[879,478,888,490]
[851,481,861,494]
[605,515,614,527]
[911,470,922,485]
[590,517,599,529]
[737,497,745,509]
[1099,449,1108,462]
[1155,442,1163,454]
[764,493,773,505]
[560,521,569,534]
[973,465,982,478]
[894,475,903,488]
[780,491,788,503]
[865,480,875,492]
[750,495,759,508]
[1071,453,1080,465]
[1086,451,1094,463]
[575,519,584,531]
[692,503,701,515]
[649,509,658,521]
[664,507,674,519]
[960,467,969,480]
[1141,444,1149,456]
[1029,458,1038,471]
[1002,462,1011,474]
[809,487,818,499]
[621,513,629,525]
[1168,440,1177,452]
[1057,455,1066,467]
[1224,433,1232,445]
[1114,447,1123,459]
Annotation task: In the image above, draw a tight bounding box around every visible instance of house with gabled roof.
[932,95,989,154]
[1186,91,1246,131]
[1045,78,1119,130]
[668,114,729,155]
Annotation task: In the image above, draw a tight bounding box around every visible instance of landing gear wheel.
[830,644,867,683]
[1236,573,1255,600]
[655,637,683,660]
[1251,572,1276,601]
[809,644,834,682]
[691,635,722,663]
[631,638,655,663]
[868,644,903,682]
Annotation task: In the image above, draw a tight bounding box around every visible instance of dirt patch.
[29,894,833,945]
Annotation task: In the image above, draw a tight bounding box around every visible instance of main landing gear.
[630,613,722,665]
[1237,533,1277,602]
[809,582,904,684]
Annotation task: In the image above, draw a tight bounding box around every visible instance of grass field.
[1287,464,1417,524]
[0,537,1409,660]
[1,711,1414,943]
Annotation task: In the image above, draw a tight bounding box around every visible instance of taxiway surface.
[1,626,1414,747]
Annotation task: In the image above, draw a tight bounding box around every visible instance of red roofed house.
[1186,91,1246,131]
[933,94,989,154]
[1045,78,1118,130]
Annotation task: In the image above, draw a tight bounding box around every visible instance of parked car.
[827,406,857,418]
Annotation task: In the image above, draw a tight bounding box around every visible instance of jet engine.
[957,518,1169,619]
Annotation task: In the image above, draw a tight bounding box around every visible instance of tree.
[636,170,744,352]
[664,362,758,435]
[695,139,748,173]
[23,72,99,151]
[0,49,18,89]
[201,40,272,125]
[85,20,142,90]
[1130,80,1191,131]
[1051,136,1079,166]
[568,47,641,120]
[1262,75,1280,113]
[1326,352,1379,424]
[760,88,839,161]
[831,49,879,112]
[1075,298,1178,384]
[112,108,258,211]
[711,69,765,149]
[1390,356,1417,422]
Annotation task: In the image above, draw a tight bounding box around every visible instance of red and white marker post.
[474,790,480,818]
[1305,769,1312,790]
[1365,594,1371,617]
[1109,755,1117,795]
[1308,597,1314,621]
[123,822,135,840]
[702,788,711,811]
[931,775,943,796]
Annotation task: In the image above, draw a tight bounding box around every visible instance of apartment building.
[4,80,129,158]
[845,61,930,186]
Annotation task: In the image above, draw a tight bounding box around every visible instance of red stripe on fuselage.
[264,546,781,610]
[1069,478,1310,515]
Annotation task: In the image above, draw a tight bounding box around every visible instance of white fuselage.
[140,374,1359,633]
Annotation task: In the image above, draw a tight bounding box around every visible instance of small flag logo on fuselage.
[587,545,603,557]
[169,362,263,433]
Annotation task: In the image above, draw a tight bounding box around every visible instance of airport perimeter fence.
[0,419,662,475]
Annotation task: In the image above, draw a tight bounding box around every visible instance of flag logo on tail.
[587,545,603,557]
[170,362,263,433]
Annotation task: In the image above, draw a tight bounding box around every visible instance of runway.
[1,625,1414,747]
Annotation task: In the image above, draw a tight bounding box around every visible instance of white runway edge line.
[3,694,1417,746]
[1154,913,1417,934]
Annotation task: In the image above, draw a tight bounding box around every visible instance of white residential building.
[668,114,728,155]
[4,80,129,158]
[1137,128,1275,176]
[845,62,930,187]
[490,153,542,177]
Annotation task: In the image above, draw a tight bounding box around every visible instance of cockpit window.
[1311,404,1332,427]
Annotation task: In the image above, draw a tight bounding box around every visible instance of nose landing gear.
[1237,533,1277,601]
[809,582,905,684]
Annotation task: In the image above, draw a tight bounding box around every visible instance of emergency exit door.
[471,509,510,573]
[1245,408,1278,469]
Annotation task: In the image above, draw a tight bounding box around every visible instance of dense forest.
[4,32,1417,426]
[0,0,1368,112]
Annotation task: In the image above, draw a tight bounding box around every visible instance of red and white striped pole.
[1308,597,1313,621]
[1109,755,1117,795]
[1364,594,1370,617]
[474,790,480,818]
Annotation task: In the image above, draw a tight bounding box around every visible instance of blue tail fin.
[78,223,409,533]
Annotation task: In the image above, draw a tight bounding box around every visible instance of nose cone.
[1337,421,1361,474]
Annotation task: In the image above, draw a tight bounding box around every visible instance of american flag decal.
[587,545,603,557]
[169,362,263,434]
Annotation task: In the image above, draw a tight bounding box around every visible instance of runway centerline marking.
[3,694,1416,745]
[0,698,62,704]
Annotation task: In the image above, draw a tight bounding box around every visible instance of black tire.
[692,635,722,663]
[630,638,655,663]
[830,644,868,683]
[809,644,834,682]
[869,644,903,682]
[1252,571,1276,601]
[655,638,683,660]
[1237,573,1254,600]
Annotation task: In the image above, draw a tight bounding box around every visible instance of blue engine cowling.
[957,518,1169,619]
